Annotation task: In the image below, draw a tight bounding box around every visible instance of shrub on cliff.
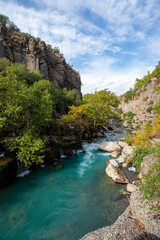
[122,62,160,102]
[0,14,20,32]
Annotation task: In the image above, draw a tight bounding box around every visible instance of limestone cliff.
[0,23,81,94]
[120,77,160,123]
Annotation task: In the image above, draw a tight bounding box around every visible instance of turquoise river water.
[0,132,130,240]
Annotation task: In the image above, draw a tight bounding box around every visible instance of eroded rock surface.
[81,207,148,240]
[140,154,158,176]
[130,191,160,239]
[0,24,81,94]
[119,78,160,123]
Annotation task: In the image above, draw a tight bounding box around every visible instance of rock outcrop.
[81,206,148,240]
[0,24,81,94]
[105,160,129,184]
[140,154,158,176]
[0,156,17,188]
[120,78,160,123]
[130,190,160,239]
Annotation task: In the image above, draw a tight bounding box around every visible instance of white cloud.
[0,0,160,94]
[81,56,154,95]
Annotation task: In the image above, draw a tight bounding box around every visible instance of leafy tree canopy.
[0,58,81,166]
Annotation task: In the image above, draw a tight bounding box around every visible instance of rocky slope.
[0,23,81,94]
[119,77,160,123]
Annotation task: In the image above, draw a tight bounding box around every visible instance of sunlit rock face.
[119,77,160,123]
[0,24,81,95]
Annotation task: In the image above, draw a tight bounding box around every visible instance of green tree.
[0,58,54,166]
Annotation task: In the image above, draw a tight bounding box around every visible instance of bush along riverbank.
[81,102,160,240]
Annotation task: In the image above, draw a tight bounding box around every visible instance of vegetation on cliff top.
[122,62,160,103]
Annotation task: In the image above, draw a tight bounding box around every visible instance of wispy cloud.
[0,0,160,94]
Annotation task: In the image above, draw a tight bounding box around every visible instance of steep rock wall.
[0,24,81,94]
[120,78,160,122]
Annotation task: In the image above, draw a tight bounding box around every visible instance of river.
[0,131,130,240]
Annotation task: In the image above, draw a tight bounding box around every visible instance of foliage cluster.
[123,111,136,123]
[131,145,155,172]
[122,62,160,103]
[0,58,81,166]
[63,89,119,137]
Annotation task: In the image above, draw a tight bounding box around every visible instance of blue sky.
[0,0,160,95]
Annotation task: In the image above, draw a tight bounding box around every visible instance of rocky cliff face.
[120,78,160,122]
[0,24,81,94]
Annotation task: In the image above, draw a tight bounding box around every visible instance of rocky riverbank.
[81,139,160,240]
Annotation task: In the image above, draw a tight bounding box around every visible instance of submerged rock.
[105,160,129,184]
[55,164,64,170]
[99,141,121,153]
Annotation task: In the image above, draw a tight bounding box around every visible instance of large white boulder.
[99,141,121,153]
[105,160,129,184]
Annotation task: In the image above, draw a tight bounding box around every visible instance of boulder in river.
[105,160,129,184]
[110,151,120,158]
[99,141,121,153]
[118,157,125,165]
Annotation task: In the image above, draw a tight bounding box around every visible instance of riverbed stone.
[99,141,121,153]
[110,151,120,158]
[105,160,129,184]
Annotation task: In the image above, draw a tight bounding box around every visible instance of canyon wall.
[120,77,160,123]
[0,24,81,94]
